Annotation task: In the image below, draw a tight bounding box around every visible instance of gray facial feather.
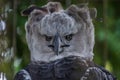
[40,12,78,36]
[24,2,97,62]
[43,2,63,13]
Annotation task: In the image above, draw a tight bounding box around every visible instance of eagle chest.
[25,57,88,80]
[14,56,116,80]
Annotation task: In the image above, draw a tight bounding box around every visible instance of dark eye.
[45,35,53,41]
[65,34,73,41]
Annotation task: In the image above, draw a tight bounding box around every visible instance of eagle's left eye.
[45,35,53,41]
[64,34,73,41]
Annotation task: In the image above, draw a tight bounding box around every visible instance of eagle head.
[22,2,97,62]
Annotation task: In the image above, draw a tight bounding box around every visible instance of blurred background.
[0,0,120,80]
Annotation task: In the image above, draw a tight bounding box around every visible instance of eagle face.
[22,2,97,62]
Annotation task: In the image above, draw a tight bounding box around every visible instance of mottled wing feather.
[97,66,116,80]
[80,67,107,80]
[14,69,31,80]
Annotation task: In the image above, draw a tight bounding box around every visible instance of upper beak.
[52,33,61,55]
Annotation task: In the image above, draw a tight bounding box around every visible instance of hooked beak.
[48,33,70,55]
[53,34,61,55]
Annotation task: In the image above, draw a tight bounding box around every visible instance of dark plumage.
[14,56,116,80]
[14,2,116,80]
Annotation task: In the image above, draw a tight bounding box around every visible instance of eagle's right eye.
[64,34,73,41]
[45,35,53,41]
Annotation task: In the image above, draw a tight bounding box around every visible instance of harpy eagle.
[14,2,116,80]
